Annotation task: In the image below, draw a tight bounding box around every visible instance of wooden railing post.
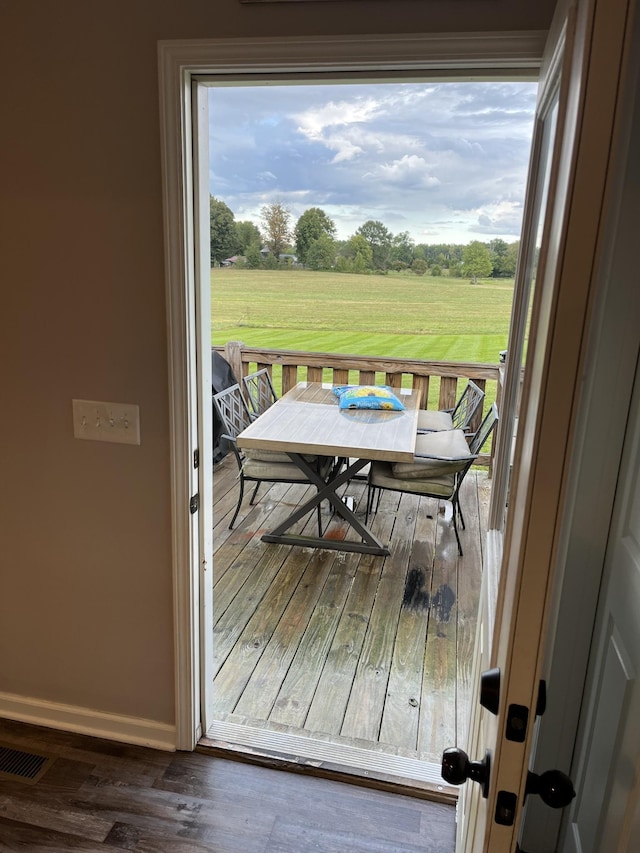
[282,365,298,393]
[439,376,458,410]
[224,340,245,386]
[412,375,430,408]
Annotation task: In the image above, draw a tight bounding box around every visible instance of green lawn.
[211,267,513,364]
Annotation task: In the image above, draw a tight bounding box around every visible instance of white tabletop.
[237,382,420,462]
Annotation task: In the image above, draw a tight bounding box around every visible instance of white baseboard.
[0,691,176,751]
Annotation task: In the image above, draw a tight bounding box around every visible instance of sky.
[208,80,538,246]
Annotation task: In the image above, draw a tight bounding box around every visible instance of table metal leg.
[260,454,390,556]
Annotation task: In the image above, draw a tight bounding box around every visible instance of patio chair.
[366,403,498,555]
[213,384,334,531]
[417,379,485,436]
[212,349,238,462]
[243,368,278,419]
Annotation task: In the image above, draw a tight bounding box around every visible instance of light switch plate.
[72,399,140,445]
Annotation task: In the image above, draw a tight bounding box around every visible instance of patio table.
[236,381,420,555]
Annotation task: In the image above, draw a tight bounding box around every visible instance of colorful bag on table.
[332,385,405,411]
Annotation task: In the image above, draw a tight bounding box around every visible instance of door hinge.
[190,493,200,514]
[193,448,200,469]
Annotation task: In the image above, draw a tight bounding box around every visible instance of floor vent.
[0,744,54,785]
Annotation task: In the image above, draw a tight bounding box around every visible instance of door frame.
[157,31,547,751]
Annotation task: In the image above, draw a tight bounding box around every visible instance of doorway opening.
[158,5,637,844]
[202,75,538,793]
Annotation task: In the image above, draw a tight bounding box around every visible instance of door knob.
[525,769,576,808]
[441,747,491,798]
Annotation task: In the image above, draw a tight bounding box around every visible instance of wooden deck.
[208,452,490,794]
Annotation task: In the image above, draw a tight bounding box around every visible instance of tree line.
[210,196,520,282]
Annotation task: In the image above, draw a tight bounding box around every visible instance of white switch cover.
[73,399,140,445]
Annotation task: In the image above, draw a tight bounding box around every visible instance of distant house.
[259,248,299,264]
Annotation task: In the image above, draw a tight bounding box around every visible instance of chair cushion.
[370,461,456,498]
[242,455,333,481]
[333,384,405,411]
[391,429,471,479]
[245,448,316,464]
[416,409,454,432]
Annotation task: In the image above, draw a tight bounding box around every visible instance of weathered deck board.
[213,545,291,678]
[455,474,489,745]
[378,495,438,752]
[418,506,458,759]
[214,483,312,608]
[268,548,360,728]
[234,544,342,720]
[340,492,419,743]
[304,493,397,736]
[211,454,489,775]
[213,533,318,713]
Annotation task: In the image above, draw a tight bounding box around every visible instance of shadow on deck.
[207,453,491,796]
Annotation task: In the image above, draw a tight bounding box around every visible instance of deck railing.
[214,341,502,468]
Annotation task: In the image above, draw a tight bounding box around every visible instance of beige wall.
[0,1,556,734]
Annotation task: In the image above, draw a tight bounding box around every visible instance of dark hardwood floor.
[0,719,455,852]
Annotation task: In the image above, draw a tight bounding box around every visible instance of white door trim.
[159,47,200,751]
[157,30,546,752]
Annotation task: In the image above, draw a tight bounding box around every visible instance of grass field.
[211,267,514,363]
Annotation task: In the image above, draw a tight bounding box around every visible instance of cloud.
[294,97,381,134]
[365,154,441,189]
[470,201,525,236]
[208,80,537,244]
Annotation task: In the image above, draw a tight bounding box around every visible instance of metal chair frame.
[213,383,330,532]
[243,368,278,419]
[450,379,486,433]
[367,403,498,555]
[418,379,485,436]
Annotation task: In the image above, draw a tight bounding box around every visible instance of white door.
[556,6,640,841]
[561,357,640,851]
[456,0,634,848]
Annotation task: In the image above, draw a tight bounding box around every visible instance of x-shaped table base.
[260,453,390,556]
